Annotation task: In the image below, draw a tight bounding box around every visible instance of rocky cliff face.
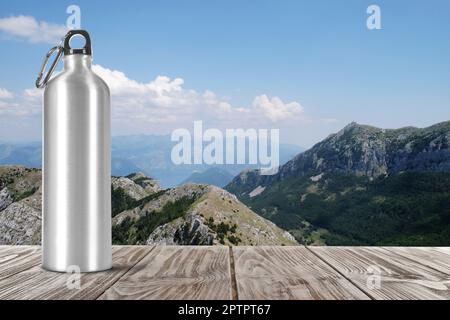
[0,165,296,246]
[225,121,450,246]
[0,166,41,245]
[112,183,296,246]
[140,185,296,246]
[227,121,450,195]
[112,172,161,200]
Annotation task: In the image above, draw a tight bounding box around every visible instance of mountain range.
[0,166,296,246]
[1,121,449,246]
[226,121,450,245]
[0,135,303,188]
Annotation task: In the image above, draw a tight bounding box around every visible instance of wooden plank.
[232,246,369,300]
[433,247,450,256]
[99,246,231,300]
[0,246,151,300]
[384,247,450,275]
[0,246,41,281]
[311,247,450,300]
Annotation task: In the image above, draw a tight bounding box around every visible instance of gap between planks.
[2,246,450,300]
[232,246,371,300]
[228,246,239,300]
[304,246,376,300]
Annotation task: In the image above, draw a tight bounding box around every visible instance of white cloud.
[92,64,304,131]
[0,65,307,139]
[252,95,304,122]
[0,15,67,44]
[92,65,236,128]
[23,88,41,101]
[0,88,13,99]
[0,87,41,117]
[92,65,189,108]
[0,13,306,132]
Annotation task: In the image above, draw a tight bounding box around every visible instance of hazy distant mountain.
[226,121,450,246]
[0,165,297,246]
[0,142,41,168]
[181,167,234,187]
[0,135,303,188]
[111,134,303,187]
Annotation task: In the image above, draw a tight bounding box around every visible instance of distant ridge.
[181,167,234,187]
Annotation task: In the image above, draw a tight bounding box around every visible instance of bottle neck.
[64,54,92,70]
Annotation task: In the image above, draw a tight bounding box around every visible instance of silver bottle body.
[42,54,112,272]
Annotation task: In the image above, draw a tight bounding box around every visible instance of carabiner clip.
[35,45,64,88]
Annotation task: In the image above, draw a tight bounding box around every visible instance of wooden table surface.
[0,246,449,300]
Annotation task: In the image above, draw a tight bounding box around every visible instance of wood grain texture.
[434,247,450,256]
[0,246,41,281]
[311,247,450,300]
[233,246,370,300]
[98,246,231,300]
[0,246,151,300]
[1,246,450,300]
[384,247,450,275]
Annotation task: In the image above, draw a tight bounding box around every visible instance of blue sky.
[0,0,449,147]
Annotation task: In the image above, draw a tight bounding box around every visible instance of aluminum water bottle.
[36,30,112,272]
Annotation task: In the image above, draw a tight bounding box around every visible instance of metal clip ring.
[35,45,64,89]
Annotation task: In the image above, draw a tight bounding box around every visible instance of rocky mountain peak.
[113,181,297,246]
[225,120,450,246]
[0,166,296,246]
[227,120,450,193]
[341,121,366,132]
